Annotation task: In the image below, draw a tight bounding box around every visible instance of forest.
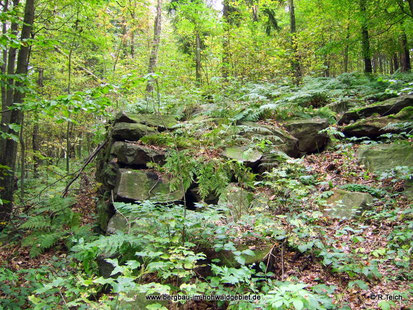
[0,0,412,309]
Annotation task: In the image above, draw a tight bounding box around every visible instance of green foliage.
[339,184,387,198]
[66,200,336,309]
[258,282,334,310]
[257,158,315,209]
[20,196,94,257]
[379,166,412,182]
[0,267,46,309]
[160,150,255,200]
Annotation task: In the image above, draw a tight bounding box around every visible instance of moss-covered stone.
[112,122,157,141]
[342,116,407,138]
[239,122,299,157]
[110,141,165,166]
[391,106,413,120]
[358,143,413,173]
[115,169,184,202]
[115,112,177,129]
[223,146,262,164]
[325,189,374,219]
[96,195,114,232]
[106,213,128,234]
[338,95,413,125]
[358,143,413,199]
[283,118,329,154]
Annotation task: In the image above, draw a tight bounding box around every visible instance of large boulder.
[343,117,406,138]
[358,143,413,199]
[357,143,413,173]
[114,112,177,130]
[115,169,184,202]
[338,95,413,125]
[238,122,299,157]
[112,122,156,141]
[223,146,262,166]
[325,189,374,219]
[283,118,329,154]
[343,107,413,138]
[110,141,165,167]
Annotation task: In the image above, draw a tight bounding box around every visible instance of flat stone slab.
[223,146,262,164]
[115,112,177,129]
[358,143,413,174]
[338,95,413,125]
[325,189,374,219]
[110,142,165,166]
[115,169,184,202]
[112,122,157,141]
[239,122,299,157]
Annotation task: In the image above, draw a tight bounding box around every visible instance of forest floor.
[0,141,411,309]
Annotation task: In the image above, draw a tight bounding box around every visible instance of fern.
[72,232,141,258]
[20,216,51,230]
[19,196,94,257]
[40,231,66,249]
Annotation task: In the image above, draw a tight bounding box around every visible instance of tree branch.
[62,140,107,197]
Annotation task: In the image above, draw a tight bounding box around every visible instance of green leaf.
[292,298,304,310]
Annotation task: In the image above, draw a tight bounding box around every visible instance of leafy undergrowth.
[1,143,411,310]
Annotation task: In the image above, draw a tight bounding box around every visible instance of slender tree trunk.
[393,53,400,71]
[112,19,126,72]
[360,0,372,73]
[379,55,384,73]
[344,23,350,72]
[1,0,9,115]
[66,47,73,173]
[146,0,162,93]
[32,68,43,177]
[289,0,301,84]
[195,32,201,84]
[130,30,135,58]
[400,30,411,72]
[222,0,231,79]
[19,115,25,203]
[0,0,35,224]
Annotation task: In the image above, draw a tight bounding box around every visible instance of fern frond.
[260,103,280,111]
[21,234,38,247]
[40,231,66,249]
[20,216,51,230]
[30,246,42,258]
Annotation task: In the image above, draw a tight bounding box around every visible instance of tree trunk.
[344,23,350,72]
[393,53,400,72]
[19,116,25,203]
[0,0,19,162]
[1,0,9,116]
[32,68,43,177]
[289,0,301,85]
[195,32,201,84]
[222,0,231,79]
[0,0,35,224]
[360,0,372,73]
[400,30,411,72]
[146,0,162,93]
